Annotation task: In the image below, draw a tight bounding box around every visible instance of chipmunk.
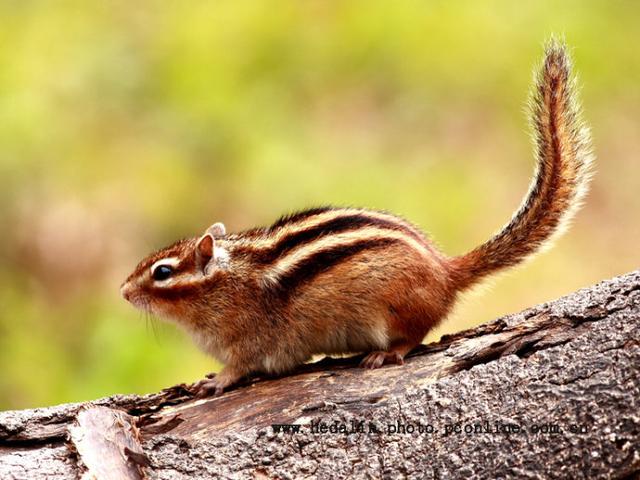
[121,42,593,396]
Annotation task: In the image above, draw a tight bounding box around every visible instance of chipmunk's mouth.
[120,282,149,311]
[120,280,183,322]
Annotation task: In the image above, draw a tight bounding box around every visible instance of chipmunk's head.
[120,222,229,319]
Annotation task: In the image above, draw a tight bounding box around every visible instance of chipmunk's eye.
[152,264,174,281]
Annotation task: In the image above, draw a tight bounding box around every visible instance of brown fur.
[450,41,592,290]
[120,42,592,394]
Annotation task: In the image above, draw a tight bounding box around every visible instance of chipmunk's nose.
[120,282,133,302]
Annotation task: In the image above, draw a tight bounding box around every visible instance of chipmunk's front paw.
[192,368,242,397]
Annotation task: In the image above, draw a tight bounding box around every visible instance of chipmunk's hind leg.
[359,340,418,369]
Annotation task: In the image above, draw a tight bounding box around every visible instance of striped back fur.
[230,207,436,299]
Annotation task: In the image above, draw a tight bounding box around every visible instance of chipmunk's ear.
[196,233,215,273]
[207,222,226,237]
[196,222,227,274]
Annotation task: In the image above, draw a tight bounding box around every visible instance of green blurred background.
[1,1,638,410]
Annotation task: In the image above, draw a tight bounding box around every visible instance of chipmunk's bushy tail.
[450,40,593,291]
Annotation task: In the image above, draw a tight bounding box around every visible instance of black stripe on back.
[268,206,336,231]
[246,213,424,264]
[231,207,336,240]
[269,237,401,301]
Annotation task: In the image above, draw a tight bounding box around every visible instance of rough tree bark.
[1,270,639,479]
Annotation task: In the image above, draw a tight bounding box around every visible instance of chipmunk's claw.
[360,350,404,369]
[191,368,243,397]
[192,378,225,397]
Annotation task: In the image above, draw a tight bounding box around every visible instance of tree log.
[1,271,639,479]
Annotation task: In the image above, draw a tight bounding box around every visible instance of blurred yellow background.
[1,1,638,410]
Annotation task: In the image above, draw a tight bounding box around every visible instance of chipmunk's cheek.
[142,297,184,321]
[160,302,189,321]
